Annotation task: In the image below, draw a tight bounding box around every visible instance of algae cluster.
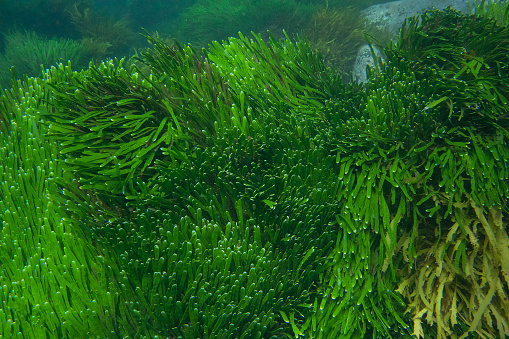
[0,1,509,338]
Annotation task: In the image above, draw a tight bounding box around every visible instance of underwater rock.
[352,44,383,83]
[352,0,470,82]
[362,0,470,36]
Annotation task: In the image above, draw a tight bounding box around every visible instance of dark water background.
[0,0,388,87]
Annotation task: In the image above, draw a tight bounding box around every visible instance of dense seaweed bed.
[1,3,509,339]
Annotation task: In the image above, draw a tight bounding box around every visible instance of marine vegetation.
[179,0,318,44]
[302,7,370,80]
[0,0,87,38]
[470,0,509,26]
[0,2,508,339]
[68,4,136,56]
[300,0,389,9]
[0,30,87,89]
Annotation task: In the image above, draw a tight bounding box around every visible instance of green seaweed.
[1,4,509,339]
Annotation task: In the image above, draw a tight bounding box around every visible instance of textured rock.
[362,0,470,36]
[352,44,383,83]
[353,0,471,82]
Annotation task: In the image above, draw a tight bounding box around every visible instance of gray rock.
[352,0,471,82]
[352,44,384,83]
[362,0,470,37]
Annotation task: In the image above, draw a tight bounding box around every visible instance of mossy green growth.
[1,5,509,339]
